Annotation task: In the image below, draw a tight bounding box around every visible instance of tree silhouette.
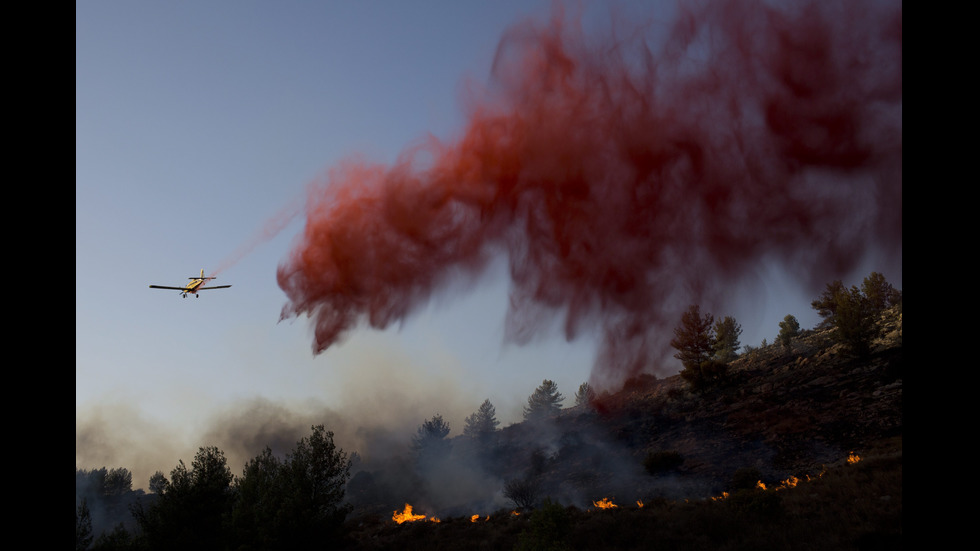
[231,447,286,549]
[810,272,897,357]
[523,380,565,421]
[148,471,167,495]
[463,399,500,443]
[861,271,900,313]
[670,305,715,370]
[713,316,742,362]
[671,305,727,390]
[228,426,353,550]
[504,477,541,510]
[134,446,234,550]
[777,314,801,348]
[413,414,452,469]
[75,499,93,551]
[811,280,846,328]
[574,382,596,407]
[833,285,876,357]
[283,425,353,548]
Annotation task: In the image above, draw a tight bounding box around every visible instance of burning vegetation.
[78,301,901,549]
[77,0,901,548]
[392,504,439,524]
[591,498,618,510]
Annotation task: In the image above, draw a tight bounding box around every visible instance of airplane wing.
[198,285,232,290]
[149,285,192,291]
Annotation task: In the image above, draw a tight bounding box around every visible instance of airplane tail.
[190,269,216,280]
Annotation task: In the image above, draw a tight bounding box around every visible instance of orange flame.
[636,500,644,508]
[592,498,618,509]
[847,453,861,464]
[392,504,427,524]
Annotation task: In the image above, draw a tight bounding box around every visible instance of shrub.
[515,498,571,551]
[680,359,729,392]
[504,477,541,510]
[777,315,800,349]
[713,316,743,362]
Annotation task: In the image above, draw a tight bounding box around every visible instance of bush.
[515,498,571,551]
[504,477,541,510]
[811,272,901,357]
[833,286,876,357]
[777,315,800,349]
[680,359,729,392]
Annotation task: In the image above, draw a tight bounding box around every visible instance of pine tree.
[134,446,235,550]
[230,425,352,550]
[412,414,452,464]
[861,272,900,313]
[712,316,742,363]
[523,380,565,421]
[810,273,893,357]
[670,305,727,391]
[463,399,500,441]
[777,314,801,348]
[574,382,596,407]
[834,285,876,357]
[670,305,715,371]
[811,280,846,328]
[76,499,93,551]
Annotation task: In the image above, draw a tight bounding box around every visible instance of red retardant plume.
[277,0,902,382]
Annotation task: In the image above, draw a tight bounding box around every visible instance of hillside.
[341,307,902,550]
[76,307,902,550]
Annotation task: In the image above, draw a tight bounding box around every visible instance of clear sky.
[76,0,901,491]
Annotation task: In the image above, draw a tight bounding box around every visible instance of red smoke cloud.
[277,0,901,382]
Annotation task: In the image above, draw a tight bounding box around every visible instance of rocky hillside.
[342,306,902,549]
[576,306,903,494]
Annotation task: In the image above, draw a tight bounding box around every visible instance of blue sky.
[76,0,898,490]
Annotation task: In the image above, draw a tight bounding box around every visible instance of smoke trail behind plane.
[277,0,902,384]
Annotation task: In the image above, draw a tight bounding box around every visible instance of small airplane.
[149,269,232,298]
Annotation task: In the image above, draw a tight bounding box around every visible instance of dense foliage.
[670,305,737,391]
[670,305,715,371]
[712,316,742,363]
[777,314,801,348]
[811,271,900,357]
[77,425,352,551]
